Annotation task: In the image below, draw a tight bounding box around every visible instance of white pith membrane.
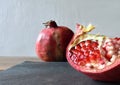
[68,24,120,70]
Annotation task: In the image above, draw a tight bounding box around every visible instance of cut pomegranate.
[66,24,120,81]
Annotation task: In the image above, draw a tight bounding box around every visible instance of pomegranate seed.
[80,41,85,47]
[93,47,99,51]
[89,54,96,62]
[107,50,115,56]
[73,58,78,64]
[86,45,92,50]
[112,39,117,44]
[94,53,100,59]
[106,42,113,46]
[68,52,72,57]
[118,51,120,55]
[79,61,86,66]
[94,50,100,54]
[85,57,90,63]
[79,55,85,60]
[84,51,89,57]
[101,48,106,56]
[92,42,98,47]
[82,60,89,65]
[79,51,84,55]
[89,47,95,52]
[71,49,80,55]
[117,41,120,45]
[85,40,92,46]
[107,46,115,51]
[71,54,77,61]
[99,58,105,65]
[105,54,112,61]
[75,44,81,51]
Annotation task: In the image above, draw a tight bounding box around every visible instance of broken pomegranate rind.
[68,24,106,50]
[68,24,120,70]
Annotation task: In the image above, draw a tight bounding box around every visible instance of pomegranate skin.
[66,23,120,82]
[36,20,74,62]
[66,51,120,82]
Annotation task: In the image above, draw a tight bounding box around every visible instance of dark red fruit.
[36,20,74,62]
[66,24,120,81]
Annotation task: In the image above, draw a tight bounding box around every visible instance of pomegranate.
[66,24,120,81]
[36,20,74,62]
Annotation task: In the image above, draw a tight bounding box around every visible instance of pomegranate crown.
[43,20,58,28]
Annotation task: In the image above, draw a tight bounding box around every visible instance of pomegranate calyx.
[43,20,58,28]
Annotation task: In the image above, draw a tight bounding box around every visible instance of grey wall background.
[0,0,120,57]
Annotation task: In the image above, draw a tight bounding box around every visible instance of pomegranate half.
[36,20,74,62]
[66,24,120,82]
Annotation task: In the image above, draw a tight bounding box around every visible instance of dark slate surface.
[0,61,120,85]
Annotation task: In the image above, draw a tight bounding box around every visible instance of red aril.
[66,24,120,81]
[36,20,74,62]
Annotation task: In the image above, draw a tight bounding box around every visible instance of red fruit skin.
[36,21,74,62]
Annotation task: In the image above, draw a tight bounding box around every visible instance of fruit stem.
[43,20,58,28]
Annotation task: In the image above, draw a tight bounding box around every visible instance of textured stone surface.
[0,61,119,85]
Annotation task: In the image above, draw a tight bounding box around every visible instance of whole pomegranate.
[36,20,74,62]
[66,24,120,81]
